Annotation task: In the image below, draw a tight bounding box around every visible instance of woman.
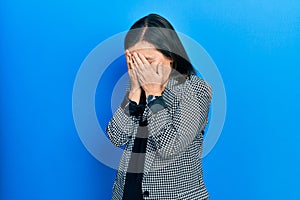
[106,14,212,200]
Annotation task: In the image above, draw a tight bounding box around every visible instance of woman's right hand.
[126,50,140,89]
[126,50,141,104]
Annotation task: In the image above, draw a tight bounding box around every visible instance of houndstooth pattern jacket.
[106,74,212,200]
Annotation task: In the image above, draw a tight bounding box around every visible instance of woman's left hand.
[131,52,171,97]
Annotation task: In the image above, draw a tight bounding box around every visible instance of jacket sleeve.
[106,82,138,147]
[147,80,212,158]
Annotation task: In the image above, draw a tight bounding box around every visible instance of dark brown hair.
[124,14,196,76]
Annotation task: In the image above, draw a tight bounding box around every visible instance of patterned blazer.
[106,74,212,200]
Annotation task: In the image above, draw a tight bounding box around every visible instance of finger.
[133,56,144,74]
[131,54,140,69]
[128,66,134,75]
[132,67,139,78]
[128,69,135,80]
[138,72,145,85]
[157,63,163,76]
[133,66,145,83]
[132,68,143,85]
[138,53,150,65]
[125,50,133,69]
[133,52,144,68]
[151,60,159,73]
[131,67,139,79]
[125,50,131,59]
[126,56,132,70]
[125,50,132,59]
[137,53,152,73]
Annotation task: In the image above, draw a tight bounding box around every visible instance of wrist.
[129,88,141,104]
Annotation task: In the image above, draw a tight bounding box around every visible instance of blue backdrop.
[1,0,300,199]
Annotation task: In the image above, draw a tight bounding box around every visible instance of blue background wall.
[1,0,299,199]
